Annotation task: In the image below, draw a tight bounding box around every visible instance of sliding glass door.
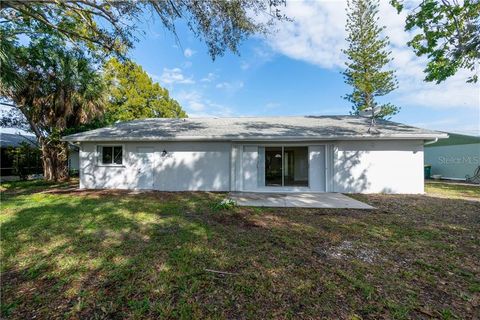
[265,147,283,186]
[264,146,309,187]
[284,147,309,186]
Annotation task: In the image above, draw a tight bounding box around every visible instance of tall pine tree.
[343,0,398,124]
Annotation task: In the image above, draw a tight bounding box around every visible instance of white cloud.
[412,118,480,136]
[175,90,234,117]
[201,72,217,82]
[240,61,250,70]
[252,46,274,61]
[157,68,195,85]
[265,102,280,109]
[184,48,195,58]
[215,82,228,89]
[411,118,459,129]
[176,91,205,111]
[215,81,244,92]
[264,0,479,110]
[266,1,346,69]
[239,45,275,71]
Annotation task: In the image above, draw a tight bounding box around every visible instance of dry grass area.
[1,180,479,319]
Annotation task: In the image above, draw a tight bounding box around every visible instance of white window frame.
[96,144,125,167]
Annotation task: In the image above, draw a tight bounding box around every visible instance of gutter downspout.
[424,138,438,145]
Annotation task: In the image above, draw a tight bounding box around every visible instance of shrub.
[211,198,237,211]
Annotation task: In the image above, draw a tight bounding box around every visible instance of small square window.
[98,146,122,165]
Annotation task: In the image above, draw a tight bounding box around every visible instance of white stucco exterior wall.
[308,145,326,192]
[78,139,425,194]
[155,142,231,191]
[333,140,424,194]
[79,141,231,191]
[242,145,258,191]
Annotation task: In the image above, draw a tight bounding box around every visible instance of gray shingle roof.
[0,132,37,148]
[63,116,448,142]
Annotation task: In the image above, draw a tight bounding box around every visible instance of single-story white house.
[63,116,447,194]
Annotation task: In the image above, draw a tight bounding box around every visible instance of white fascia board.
[63,133,449,143]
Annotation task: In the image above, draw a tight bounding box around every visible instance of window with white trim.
[98,146,123,165]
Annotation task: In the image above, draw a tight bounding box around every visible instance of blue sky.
[1,0,478,136]
[128,0,479,136]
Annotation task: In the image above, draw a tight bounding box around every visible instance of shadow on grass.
[1,184,479,319]
[3,188,318,319]
[1,191,224,318]
[0,179,78,197]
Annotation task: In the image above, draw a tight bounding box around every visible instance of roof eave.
[63,133,449,143]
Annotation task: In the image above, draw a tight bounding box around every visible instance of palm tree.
[0,29,20,96]
[1,37,106,181]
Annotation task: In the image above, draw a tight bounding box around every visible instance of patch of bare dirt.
[313,241,381,263]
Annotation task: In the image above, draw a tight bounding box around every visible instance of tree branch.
[8,2,117,52]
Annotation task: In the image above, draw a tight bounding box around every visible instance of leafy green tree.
[103,58,186,123]
[342,0,399,122]
[1,36,106,181]
[0,0,288,182]
[391,0,480,83]
[0,0,288,60]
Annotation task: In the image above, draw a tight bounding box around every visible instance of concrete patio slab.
[228,192,374,209]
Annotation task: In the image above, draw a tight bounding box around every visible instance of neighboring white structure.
[425,133,480,180]
[63,116,447,194]
[68,146,80,172]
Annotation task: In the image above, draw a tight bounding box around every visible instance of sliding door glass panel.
[284,147,309,187]
[265,147,283,186]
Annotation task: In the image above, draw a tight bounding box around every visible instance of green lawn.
[425,181,480,200]
[1,180,479,319]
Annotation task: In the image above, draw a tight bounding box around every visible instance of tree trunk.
[40,139,69,182]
